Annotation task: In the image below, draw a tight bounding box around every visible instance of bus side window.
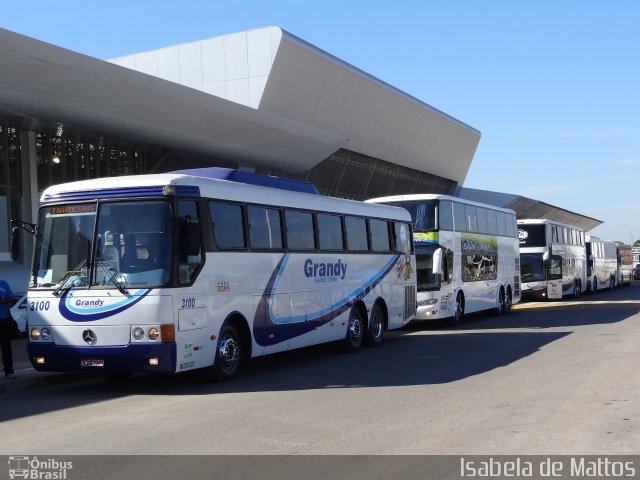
[178,200,203,285]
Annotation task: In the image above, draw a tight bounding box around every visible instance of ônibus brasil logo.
[7,456,73,479]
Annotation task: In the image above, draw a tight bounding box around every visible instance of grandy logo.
[303,258,347,280]
[8,456,73,479]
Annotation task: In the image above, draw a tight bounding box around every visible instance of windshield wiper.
[53,259,88,296]
[95,259,130,296]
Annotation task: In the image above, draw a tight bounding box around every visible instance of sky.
[2,0,639,243]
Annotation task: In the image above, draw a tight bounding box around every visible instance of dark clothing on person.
[0,279,15,378]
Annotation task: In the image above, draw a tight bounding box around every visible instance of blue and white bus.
[366,194,521,323]
[20,169,416,380]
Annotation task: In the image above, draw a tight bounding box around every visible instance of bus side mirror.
[432,248,443,275]
[542,250,549,269]
[10,227,19,261]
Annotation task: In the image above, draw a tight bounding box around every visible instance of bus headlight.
[147,327,160,341]
[133,327,145,340]
[40,327,52,341]
[30,327,41,340]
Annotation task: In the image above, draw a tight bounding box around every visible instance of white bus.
[615,242,633,287]
[18,169,416,380]
[366,194,521,323]
[518,219,586,300]
[585,236,618,292]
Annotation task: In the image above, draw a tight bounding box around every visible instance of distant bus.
[19,168,417,380]
[585,236,618,292]
[615,242,633,287]
[518,219,586,300]
[366,194,521,323]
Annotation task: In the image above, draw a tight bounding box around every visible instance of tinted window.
[317,213,343,250]
[465,205,477,232]
[487,210,498,235]
[345,216,368,251]
[248,206,282,250]
[476,208,488,234]
[370,219,390,252]
[453,203,466,232]
[392,222,412,253]
[285,210,315,250]
[209,201,245,249]
[518,224,546,247]
[438,200,453,230]
[506,214,516,238]
[496,211,507,236]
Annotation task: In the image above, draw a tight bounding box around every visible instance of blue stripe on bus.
[252,254,400,347]
[58,289,152,321]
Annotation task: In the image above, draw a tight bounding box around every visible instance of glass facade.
[0,119,147,262]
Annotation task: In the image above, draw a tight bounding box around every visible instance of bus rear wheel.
[213,323,242,381]
[343,307,364,352]
[364,303,384,347]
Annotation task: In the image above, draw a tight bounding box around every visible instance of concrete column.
[19,130,38,266]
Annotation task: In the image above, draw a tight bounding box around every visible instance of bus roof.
[367,193,516,215]
[517,218,584,231]
[40,171,411,220]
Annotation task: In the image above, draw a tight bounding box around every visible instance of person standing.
[0,279,16,380]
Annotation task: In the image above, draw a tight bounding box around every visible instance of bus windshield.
[385,200,437,232]
[520,252,546,282]
[32,200,172,289]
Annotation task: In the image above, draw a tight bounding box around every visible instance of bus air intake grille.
[404,285,417,320]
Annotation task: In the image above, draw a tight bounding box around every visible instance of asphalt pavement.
[1,336,89,393]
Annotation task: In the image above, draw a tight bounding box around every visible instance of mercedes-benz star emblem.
[82,329,97,345]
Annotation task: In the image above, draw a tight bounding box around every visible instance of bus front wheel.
[213,323,242,381]
[343,307,364,352]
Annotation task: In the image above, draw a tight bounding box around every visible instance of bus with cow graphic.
[366,194,521,324]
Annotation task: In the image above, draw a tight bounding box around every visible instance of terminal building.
[0,26,599,291]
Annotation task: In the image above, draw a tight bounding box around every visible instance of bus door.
[547,254,563,299]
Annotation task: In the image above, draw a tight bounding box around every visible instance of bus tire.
[495,287,506,316]
[452,292,464,325]
[573,280,581,298]
[505,287,513,313]
[592,277,597,293]
[364,303,384,347]
[343,307,364,352]
[213,323,242,381]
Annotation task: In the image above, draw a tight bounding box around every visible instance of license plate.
[80,359,105,367]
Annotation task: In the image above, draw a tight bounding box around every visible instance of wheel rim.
[498,290,505,313]
[348,313,363,345]
[218,335,239,374]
